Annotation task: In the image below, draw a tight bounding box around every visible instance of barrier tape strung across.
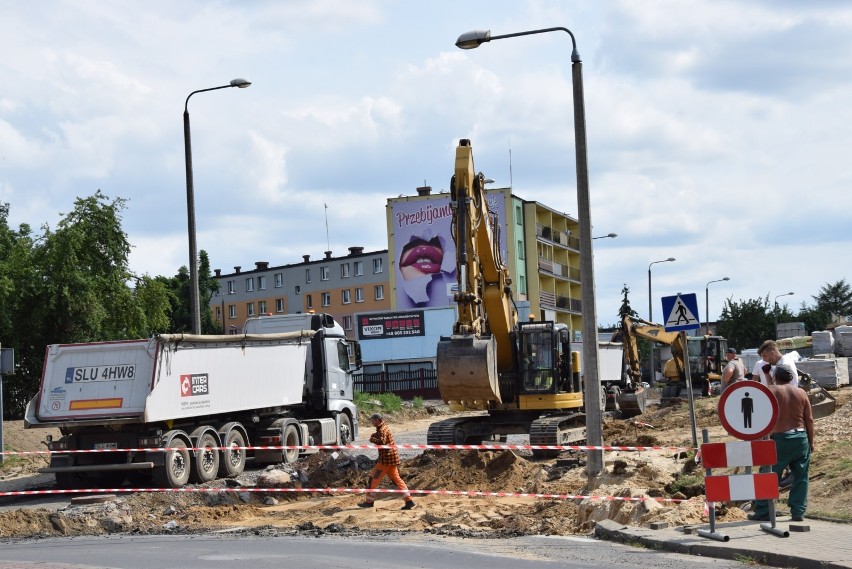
[0,442,691,456]
[0,486,688,503]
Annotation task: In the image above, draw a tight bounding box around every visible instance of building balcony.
[536,223,580,251]
[540,291,582,314]
[538,258,581,282]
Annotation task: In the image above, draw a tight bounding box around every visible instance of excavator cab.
[517,321,572,395]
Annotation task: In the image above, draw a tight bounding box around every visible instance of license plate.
[94,442,118,450]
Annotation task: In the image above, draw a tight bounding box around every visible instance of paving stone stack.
[797,357,850,388]
[835,326,852,357]
[812,330,834,356]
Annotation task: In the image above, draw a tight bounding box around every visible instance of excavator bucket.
[615,387,647,418]
[436,335,501,405]
[801,373,836,420]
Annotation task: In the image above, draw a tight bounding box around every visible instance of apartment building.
[210,247,391,337]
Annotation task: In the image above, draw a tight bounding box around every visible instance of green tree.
[716,296,772,350]
[799,279,852,331]
[160,250,221,334]
[0,192,173,417]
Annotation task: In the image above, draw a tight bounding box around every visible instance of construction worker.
[359,413,416,510]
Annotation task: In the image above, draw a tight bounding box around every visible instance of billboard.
[358,311,426,340]
[391,191,507,309]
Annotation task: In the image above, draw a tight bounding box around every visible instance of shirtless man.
[749,363,814,522]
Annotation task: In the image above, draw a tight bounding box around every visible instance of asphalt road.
[0,533,761,569]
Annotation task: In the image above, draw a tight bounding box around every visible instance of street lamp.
[455,26,605,475]
[184,78,251,334]
[647,257,676,386]
[592,233,617,240]
[705,277,730,335]
[773,292,794,340]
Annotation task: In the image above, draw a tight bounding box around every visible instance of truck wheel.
[609,386,621,413]
[218,429,246,478]
[190,432,220,484]
[338,413,353,445]
[282,424,300,464]
[154,438,191,488]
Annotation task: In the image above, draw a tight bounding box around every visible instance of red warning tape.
[0,486,688,502]
[0,442,691,456]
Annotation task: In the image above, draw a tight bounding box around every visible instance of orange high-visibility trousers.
[365,463,412,503]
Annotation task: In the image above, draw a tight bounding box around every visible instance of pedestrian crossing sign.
[661,293,701,332]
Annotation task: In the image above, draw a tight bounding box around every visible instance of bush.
[412,396,424,409]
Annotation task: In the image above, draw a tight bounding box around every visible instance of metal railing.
[354,369,440,399]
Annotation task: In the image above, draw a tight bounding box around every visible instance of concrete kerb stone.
[594,518,852,569]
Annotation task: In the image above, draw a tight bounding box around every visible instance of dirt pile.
[2,390,850,538]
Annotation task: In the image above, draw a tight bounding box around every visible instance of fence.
[354,369,440,400]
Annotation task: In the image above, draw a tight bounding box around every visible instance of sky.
[2,0,851,327]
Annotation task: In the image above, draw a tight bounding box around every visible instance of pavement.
[595,514,852,568]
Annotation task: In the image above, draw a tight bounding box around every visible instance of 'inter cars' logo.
[180,374,209,397]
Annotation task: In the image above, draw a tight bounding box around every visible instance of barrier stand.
[700,429,786,539]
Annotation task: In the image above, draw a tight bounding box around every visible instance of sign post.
[662,293,701,447]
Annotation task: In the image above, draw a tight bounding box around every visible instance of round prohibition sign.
[718,380,779,440]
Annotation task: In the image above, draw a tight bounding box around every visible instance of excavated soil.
[2,390,851,539]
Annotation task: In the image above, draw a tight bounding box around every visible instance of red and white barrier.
[0,485,689,502]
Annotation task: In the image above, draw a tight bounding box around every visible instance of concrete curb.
[594,519,850,569]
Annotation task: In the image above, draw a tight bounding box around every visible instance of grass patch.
[412,396,424,409]
[668,473,704,496]
[355,391,403,414]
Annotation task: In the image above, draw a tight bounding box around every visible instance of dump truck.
[24,312,360,488]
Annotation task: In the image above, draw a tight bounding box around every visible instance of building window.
[258,300,267,314]
[228,305,236,319]
[258,276,266,290]
[306,294,313,309]
[355,288,364,303]
[274,273,284,288]
[245,278,254,292]
[342,315,353,331]
[295,285,301,294]
[373,258,383,274]
[227,280,236,294]
[246,302,255,316]
[515,205,522,223]
[215,307,221,321]
[275,298,284,313]
[519,275,527,295]
[322,292,331,307]
[306,269,311,283]
[321,266,330,281]
[354,261,364,276]
[342,289,351,304]
[341,263,351,278]
[374,285,384,300]
[518,240,524,260]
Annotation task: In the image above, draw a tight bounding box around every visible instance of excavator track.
[529,414,586,458]
[426,417,472,445]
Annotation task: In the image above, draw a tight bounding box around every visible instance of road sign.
[661,293,700,332]
[717,381,779,440]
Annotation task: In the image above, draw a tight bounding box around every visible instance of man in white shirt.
[757,340,799,387]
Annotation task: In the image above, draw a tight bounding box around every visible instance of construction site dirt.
[1,389,851,540]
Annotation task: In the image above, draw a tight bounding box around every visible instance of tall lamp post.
[647,257,676,384]
[455,27,605,475]
[773,291,794,340]
[705,277,730,335]
[592,232,617,240]
[184,78,251,334]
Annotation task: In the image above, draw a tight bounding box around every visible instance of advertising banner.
[358,311,426,340]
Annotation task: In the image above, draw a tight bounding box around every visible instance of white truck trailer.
[24,312,360,488]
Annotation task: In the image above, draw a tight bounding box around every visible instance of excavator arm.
[619,314,687,384]
[436,139,518,407]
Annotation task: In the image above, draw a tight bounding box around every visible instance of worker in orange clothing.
[358,413,416,510]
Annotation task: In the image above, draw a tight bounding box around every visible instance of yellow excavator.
[427,139,588,452]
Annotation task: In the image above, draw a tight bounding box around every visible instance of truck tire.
[282,424,300,464]
[154,438,191,488]
[338,413,353,445]
[218,428,247,478]
[190,432,220,484]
